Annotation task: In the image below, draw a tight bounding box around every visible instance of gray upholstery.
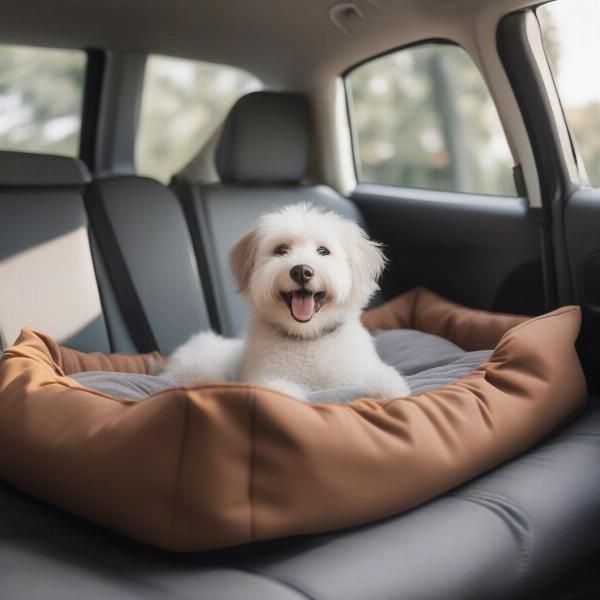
[216,92,310,184]
[87,176,211,354]
[0,152,110,351]
[0,150,90,186]
[177,91,366,336]
[239,405,600,599]
[1,401,599,599]
[71,370,177,400]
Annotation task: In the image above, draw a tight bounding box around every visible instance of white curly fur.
[164,203,410,401]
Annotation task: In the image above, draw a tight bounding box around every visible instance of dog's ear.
[230,228,260,292]
[346,222,386,298]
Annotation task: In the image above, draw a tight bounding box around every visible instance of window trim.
[533,4,590,187]
[79,48,107,170]
[341,38,457,79]
[497,10,579,200]
[497,9,581,307]
[342,38,453,187]
[342,38,517,197]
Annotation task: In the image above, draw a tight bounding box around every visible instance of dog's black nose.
[290,264,314,285]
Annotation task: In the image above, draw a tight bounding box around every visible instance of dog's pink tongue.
[292,293,314,321]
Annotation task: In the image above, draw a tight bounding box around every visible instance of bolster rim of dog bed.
[0,287,587,551]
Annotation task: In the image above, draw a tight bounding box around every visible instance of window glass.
[136,55,261,183]
[346,43,516,196]
[538,0,600,186]
[0,44,85,156]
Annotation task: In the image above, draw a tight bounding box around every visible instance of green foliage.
[568,102,600,186]
[348,44,516,196]
[0,44,85,156]
[135,56,260,182]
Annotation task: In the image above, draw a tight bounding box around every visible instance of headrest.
[216,92,310,184]
[0,151,91,187]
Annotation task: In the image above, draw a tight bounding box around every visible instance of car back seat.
[0,151,112,352]
[174,91,365,336]
[85,176,211,354]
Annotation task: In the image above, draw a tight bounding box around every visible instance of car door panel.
[353,184,547,316]
[564,189,600,391]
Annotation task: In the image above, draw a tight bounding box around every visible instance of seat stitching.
[496,305,579,346]
[234,566,319,600]
[411,286,421,330]
[168,395,191,549]
[249,387,256,543]
[451,490,535,587]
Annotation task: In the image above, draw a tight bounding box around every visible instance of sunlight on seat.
[0,226,104,346]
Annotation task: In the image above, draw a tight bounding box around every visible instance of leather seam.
[249,387,257,543]
[235,567,319,600]
[451,490,535,586]
[496,305,578,346]
[411,286,421,329]
[168,394,191,549]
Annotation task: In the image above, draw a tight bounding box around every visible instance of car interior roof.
[0,0,541,86]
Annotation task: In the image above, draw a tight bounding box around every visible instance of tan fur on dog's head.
[229,203,385,338]
[230,228,259,293]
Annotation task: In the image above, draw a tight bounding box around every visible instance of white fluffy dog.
[164,203,410,401]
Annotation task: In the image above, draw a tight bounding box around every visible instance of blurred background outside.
[346,43,516,196]
[0,0,598,190]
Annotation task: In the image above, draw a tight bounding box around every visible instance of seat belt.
[85,187,159,354]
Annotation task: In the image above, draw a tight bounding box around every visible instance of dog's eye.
[317,246,331,256]
[273,244,289,256]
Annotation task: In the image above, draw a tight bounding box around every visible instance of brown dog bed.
[0,288,587,552]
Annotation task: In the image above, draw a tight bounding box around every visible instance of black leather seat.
[2,402,599,599]
[174,91,365,336]
[85,176,211,354]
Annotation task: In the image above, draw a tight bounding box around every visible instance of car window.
[0,44,86,157]
[538,0,600,187]
[346,43,516,196]
[135,55,261,183]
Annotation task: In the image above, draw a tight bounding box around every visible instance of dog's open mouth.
[279,290,326,323]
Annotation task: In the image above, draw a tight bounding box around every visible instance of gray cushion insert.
[71,371,177,401]
[71,329,492,401]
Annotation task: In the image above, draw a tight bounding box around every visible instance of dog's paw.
[256,377,309,401]
[163,331,244,385]
[370,368,411,399]
[384,377,411,399]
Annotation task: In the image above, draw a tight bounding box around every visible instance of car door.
[344,41,550,317]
